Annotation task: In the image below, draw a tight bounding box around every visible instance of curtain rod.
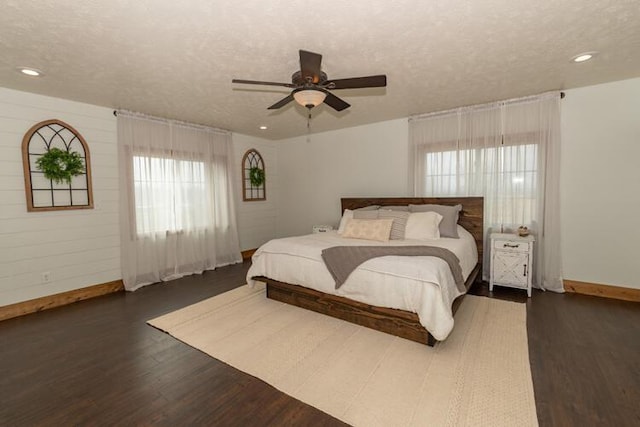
[409,90,565,121]
[113,109,230,135]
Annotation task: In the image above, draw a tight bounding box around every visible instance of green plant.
[35,148,85,184]
[249,166,265,187]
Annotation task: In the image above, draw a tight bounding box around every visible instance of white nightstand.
[490,233,535,297]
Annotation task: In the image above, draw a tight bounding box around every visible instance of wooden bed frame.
[253,197,484,346]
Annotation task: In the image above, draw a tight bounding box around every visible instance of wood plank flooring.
[1,261,638,426]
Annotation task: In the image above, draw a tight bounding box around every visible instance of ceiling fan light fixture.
[293,89,326,108]
[233,50,386,112]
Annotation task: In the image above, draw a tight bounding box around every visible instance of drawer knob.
[504,243,520,248]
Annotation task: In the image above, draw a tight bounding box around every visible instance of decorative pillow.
[404,212,443,240]
[338,206,381,234]
[409,204,462,238]
[341,218,394,242]
[377,209,410,240]
[337,209,354,234]
[353,210,379,220]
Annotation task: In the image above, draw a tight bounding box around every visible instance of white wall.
[232,133,279,251]
[276,119,410,237]
[0,88,120,306]
[560,78,640,289]
[3,76,637,307]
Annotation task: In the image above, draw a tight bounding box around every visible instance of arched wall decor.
[242,148,266,201]
[21,119,94,212]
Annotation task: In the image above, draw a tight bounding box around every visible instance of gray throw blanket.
[321,246,465,292]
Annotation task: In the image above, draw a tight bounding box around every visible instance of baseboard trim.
[241,248,257,261]
[0,280,125,322]
[564,280,640,302]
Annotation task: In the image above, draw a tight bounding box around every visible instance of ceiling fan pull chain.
[307,109,312,142]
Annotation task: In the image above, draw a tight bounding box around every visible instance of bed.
[248,197,484,346]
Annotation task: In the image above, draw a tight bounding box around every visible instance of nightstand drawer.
[493,240,530,252]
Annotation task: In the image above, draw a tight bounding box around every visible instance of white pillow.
[337,209,354,234]
[341,218,394,242]
[404,212,443,240]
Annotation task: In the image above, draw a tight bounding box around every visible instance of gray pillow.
[354,205,380,211]
[380,205,409,212]
[353,210,379,220]
[378,210,410,240]
[409,204,462,238]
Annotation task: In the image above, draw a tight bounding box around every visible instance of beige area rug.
[148,284,538,427]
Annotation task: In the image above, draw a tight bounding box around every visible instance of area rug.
[148,283,538,426]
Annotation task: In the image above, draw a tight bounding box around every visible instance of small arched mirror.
[242,149,265,201]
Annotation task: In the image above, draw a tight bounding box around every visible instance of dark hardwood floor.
[469,281,640,427]
[1,262,638,426]
[0,262,346,427]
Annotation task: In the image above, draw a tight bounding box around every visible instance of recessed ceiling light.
[259,126,268,130]
[18,67,43,77]
[571,52,597,63]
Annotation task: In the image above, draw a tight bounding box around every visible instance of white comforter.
[246,226,478,340]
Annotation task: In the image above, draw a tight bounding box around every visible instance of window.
[423,142,538,225]
[133,155,207,235]
[118,113,241,290]
[411,95,563,290]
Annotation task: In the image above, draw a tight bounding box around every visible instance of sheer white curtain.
[411,93,563,292]
[118,113,242,291]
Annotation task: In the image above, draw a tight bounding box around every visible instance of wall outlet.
[41,272,51,283]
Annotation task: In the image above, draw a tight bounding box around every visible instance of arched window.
[21,119,93,211]
[242,149,266,201]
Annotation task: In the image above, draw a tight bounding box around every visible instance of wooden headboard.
[341,197,484,261]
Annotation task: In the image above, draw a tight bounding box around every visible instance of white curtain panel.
[411,93,563,292]
[117,114,242,291]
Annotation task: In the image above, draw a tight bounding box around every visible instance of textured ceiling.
[1,0,639,139]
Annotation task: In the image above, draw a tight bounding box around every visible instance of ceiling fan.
[232,50,387,112]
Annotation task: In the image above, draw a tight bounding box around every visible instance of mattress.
[247,225,478,340]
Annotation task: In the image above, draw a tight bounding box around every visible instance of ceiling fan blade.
[232,79,296,88]
[267,94,294,110]
[324,75,387,90]
[323,91,350,111]
[299,50,323,83]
